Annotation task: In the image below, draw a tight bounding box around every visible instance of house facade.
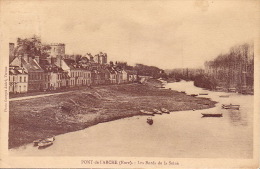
[10,55,44,92]
[126,70,138,82]
[121,69,128,83]
[9,66,28,93]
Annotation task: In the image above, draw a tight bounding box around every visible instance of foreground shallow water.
[10,81,253,158]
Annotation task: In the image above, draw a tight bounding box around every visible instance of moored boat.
[190,94,198,97]
[219,95,229,98]
[45,136,55,142]
[222,104,240,110]
[33,139,43,146]
[199,93,208,95]
[201,113,223,117]
[140,110,155,116]
[36,136,55,148]
[38,140,53,148]
[153,109,162,115]
[161,108,170,114]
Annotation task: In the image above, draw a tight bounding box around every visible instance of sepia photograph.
[0,0,259,168]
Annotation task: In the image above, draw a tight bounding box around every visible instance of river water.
[9,81,253,158]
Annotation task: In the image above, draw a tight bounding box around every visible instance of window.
[20,77,22,82]
[24,76,26,82]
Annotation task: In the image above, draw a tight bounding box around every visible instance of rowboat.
[199,93,208,95]
[36,136,55,148]
[45,136,55,142]
[140,110,155,116]
[190,94,198,97]
[33,139,44,146]
[153,109,162,115]
[219,95,229,98]
[33,136,55,146]
[201,113,223,117]
[38,140,53,148]
[161,108,170,114]
[147,117,153,125]
[222,104,240,110]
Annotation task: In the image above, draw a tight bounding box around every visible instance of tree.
[14,35,51,59]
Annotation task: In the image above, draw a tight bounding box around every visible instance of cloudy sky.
[2,0,258,69]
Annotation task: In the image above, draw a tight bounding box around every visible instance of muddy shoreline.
[9,82,217,149]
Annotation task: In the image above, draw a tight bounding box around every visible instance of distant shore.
[9,81,217,149]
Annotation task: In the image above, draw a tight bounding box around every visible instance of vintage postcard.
[0,0,259,168]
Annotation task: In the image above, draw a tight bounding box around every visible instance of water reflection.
[226,109,248,126]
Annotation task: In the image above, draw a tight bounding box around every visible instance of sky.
[2,0,258,69]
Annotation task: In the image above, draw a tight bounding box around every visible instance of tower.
[48,43,65,67]
[9,43,15,63]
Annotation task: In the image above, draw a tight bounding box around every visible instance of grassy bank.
[9,83,217,149]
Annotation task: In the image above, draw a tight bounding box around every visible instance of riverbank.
[9,83,217,149]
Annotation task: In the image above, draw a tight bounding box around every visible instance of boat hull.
[219,95,229,98]
[222,104,240,110]
[140,110,155,116]
[153,109,162,115]
[33,139,43,146]
[38,141,53,149]
[161,108,170,114]
[190,94,198,97]
[202,113,222,117]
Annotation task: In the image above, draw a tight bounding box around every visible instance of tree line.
[204,42,254,91]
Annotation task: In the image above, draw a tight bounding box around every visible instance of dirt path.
[9,91,74,101]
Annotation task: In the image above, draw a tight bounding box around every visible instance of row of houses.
[9,53,138,94]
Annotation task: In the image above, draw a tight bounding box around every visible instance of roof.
[63,59,77,69]
[9,67,27,75]
[106,67,117,74]
[79,56,89,63]
[39,59,64,73]
[23,58,44,72]
[10,56,44,72]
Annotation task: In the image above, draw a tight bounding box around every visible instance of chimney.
[9,43,15,63]
[18,55,22,67]
[56,55,62,67]
[51,57,55,64]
